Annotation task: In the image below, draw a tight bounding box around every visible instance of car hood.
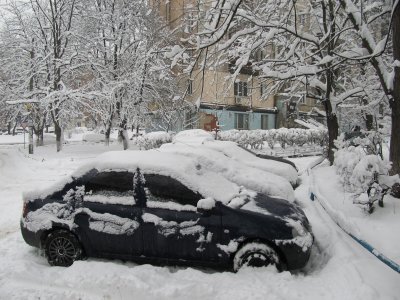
[239,194,309,225]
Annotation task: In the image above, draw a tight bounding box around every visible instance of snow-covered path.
[0,145,398,300]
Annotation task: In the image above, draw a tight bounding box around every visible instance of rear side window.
[84,171,135,205]
[144,174,202,207]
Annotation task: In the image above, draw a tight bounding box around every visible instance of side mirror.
[197,198,216,214]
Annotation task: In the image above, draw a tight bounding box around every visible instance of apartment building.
[152,0,325,132]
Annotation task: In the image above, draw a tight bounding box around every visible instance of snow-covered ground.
[0,137,399,300]
[311,160,400,266]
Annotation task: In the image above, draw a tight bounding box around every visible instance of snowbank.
[0,141,399,300]
[311,163,400,265]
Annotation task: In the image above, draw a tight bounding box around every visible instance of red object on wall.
[203,114,218,131]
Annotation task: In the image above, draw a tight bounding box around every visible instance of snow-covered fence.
[218,128,328,150]
[131,131,173,150]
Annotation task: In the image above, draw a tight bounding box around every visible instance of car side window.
[144,174,202,207]
[84,171,136,205]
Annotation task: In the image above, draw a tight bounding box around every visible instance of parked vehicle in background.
[162,129,299,187]
[21,150,312,271]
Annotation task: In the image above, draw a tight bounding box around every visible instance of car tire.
[233,242,281,272]
[45,230,82,267]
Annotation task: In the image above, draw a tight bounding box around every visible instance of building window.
[299,13,306,26]
[187,80,193,95]
[235,113,249,130]
[234,81,248,97]
[260,82,267,97]
[255,49,266,62]
[261,115,269,130]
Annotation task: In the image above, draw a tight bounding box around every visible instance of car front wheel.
[233,242,281,272]
[45,230,82,267]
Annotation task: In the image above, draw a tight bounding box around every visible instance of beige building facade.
[152,0,325,132]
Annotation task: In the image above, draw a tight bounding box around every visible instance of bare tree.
[76,0,180,147]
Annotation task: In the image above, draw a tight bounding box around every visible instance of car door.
[73,170,143,259]
[141,174,222,263]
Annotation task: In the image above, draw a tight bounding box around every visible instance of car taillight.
[22,201,28,218]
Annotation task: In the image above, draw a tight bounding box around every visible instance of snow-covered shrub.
[132,131,173,150]
[334,132,399,212]
[265,129,276,149]
[334,138,391,194]
[218,128,327,150]
[351,154,391,193]
[275,128,288,149]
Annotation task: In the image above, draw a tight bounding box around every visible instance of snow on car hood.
[160,143,295,202]
[240,194,313,252]
[241,194,306,221]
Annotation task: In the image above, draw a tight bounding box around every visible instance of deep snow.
[0,138,399,300]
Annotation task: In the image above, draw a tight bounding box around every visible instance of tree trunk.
[119,128,129,150]
[118,118,129,150]
[390,0,400,175]
[116,98,129,150]
[321,0,339,166]
[12,122,17,136]
[104,124,111,146]
[28,127,34,154]
[36,129,44,146]
[7,122,11,135]
[54,123,62,152]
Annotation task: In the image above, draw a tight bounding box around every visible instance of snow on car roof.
[25,150,243,204]
[172,130,298,185]
[160,143,295,202]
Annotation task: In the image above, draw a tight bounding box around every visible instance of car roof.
[24,150,243,204]
[75,150,243,204]
[24,147,295,204]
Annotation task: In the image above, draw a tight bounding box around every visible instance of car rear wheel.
[233,242,281,272]
[45,230,82,267]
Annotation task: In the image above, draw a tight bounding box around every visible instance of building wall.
[152,0,326,132]
[199,108,276,131]
[187,70,276,109]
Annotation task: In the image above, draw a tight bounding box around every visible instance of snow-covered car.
[21,150,312,271]
[161,129,299,188]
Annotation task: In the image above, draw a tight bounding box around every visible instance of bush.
[132,131,173,150]
[334,134,391,193]
[218,128,327,149]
